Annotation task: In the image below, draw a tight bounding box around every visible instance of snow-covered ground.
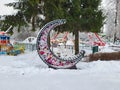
[0,48,120,90]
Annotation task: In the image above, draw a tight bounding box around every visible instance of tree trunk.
[113,33,117,43]
[32,16,35,31]
[74,30,79,55]
[18,24,21,32]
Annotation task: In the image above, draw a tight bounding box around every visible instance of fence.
[17,43,92,52]
[16,43,36,51]
[51,44,92,54]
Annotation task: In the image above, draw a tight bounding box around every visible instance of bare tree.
[116,0,120,39]
[101,0,120,41]
[101,0,116,37]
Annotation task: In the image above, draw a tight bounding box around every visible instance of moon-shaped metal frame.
[36,19,85,69]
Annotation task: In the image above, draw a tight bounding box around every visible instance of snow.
[0,49,120,90]
[66,40,74,45]
[22,37,37,44]
[38,14,45,20]
[99,44,116,52]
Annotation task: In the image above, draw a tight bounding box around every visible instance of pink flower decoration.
[39,51,45,55]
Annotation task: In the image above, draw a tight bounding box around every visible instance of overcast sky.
[0,0,17,15]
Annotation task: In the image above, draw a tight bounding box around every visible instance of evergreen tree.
[66,0,105,54]
[1,0,43,33]
[1,12,26,33]
[43,0,105,54]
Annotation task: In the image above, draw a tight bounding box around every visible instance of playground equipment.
[36,19,85,69]
[51,32,68,45]
[0,32,11,55]
[88,32,105,46]
[0,31,24,55]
